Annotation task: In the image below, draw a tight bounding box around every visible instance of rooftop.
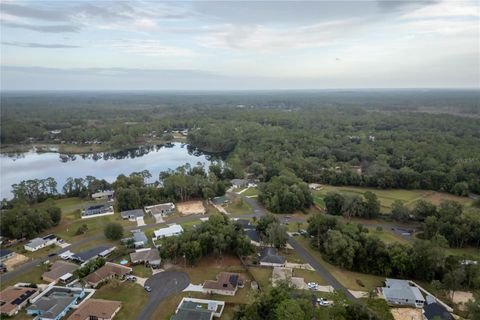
[73,245,114,262]
[129,248,160,264]
[132,231,148,244]
[203,272,241,292]
[42,261,78,282]
[0,286,38,315]
[0,249,13,258]
[27,287,81,319]
[26,237,47,248]
[383,279,425,303]
[67,299,121,320]
[85,262,132,285]
[120,209,144,219]
[153,224,183,238]
[259,247,286,265]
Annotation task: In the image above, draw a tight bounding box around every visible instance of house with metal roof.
[259,247,286,267]
[172,297,225,320]
[203,272,243,296]
[24,234,57,252]
[381,278,425,308]
[152,224,183,241]
[423,295,453,320]
[0,249,15,262]
[72,246,115,265]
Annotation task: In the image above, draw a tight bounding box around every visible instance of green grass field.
[225,197,253,215]
[313,185,472,213]
[242,187,259,197]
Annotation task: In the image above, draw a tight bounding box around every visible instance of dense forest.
[1,90,479,197]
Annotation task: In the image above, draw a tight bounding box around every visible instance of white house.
[152,224,184,241]
[81,204,114,219]
[91,190,114,201]
[144,203,175,217]
[24,234,57,252]
[381,278,425,308]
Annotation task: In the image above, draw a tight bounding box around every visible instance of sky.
[0,0,479,90]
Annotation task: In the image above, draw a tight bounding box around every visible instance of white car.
[307,282,318,289]
[317,298,331,306]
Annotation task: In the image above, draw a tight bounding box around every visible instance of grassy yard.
[1,264,48,290]
[313,185,472,213]
[293,268,327,285]
[365,227,409,245]
[249,267,272,291]
[294,237,384,291]
[92,279,149,320]
[242,187,259,197]
[225,197,253,215]
[445,246,480,260]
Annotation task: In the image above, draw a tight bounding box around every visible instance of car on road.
[317,298,331,306]
[307,282,318,290]
[144,285,152,292]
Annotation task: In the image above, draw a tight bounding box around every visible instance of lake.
[0,143,213,199]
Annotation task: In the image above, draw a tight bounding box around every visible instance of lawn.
[365,227,409,245]
[242,187,259,197]
[313,185,472,213]
[92,279,148,320]
[225,197,253,215]
[131,264,153,278]
[294,237,384,291]
[1,264,48,290]
[249,267,272,291]
[293,268,327,286]
[445,247,480,260]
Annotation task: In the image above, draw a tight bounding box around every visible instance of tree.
[363,191,380,218]
[412,200,437,221]
[467,292,480,320]
[324,192,345,215]
[391,200,410,222]
[266,222,288,249]
[274,300,305,320]
[104,222,124,240]
[115,188,141,211]
[323,230,357,269]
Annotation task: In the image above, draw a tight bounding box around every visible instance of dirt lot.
[177,201,206,215]
[452,291,474,305]
[390,308,423,320]
[4,253,29,270]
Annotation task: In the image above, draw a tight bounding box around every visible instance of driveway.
[137,271,190,320]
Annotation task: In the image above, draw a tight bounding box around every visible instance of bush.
[104,222,124,240]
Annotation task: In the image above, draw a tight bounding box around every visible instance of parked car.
[144,285,152,292]
[307,282,318,290]
[317,298,331,306]
[126,275,137,282]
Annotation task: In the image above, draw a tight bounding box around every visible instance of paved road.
[236,193,359,303]
[0,214,205,283]
[137,271,190,320]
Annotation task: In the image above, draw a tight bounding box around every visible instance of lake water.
[0,143,212,199]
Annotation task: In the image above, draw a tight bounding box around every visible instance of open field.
[176,200,206,215]
[294,236,384,291]
[242,187,259,197]
[249,267,272,291]
[92,279,148,320]
[313,185,472,213]
[293,268,327,285]
[225,196,253,215]
[1,264,48,290]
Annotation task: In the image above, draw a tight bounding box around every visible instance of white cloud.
[111,39,196,57]
[402,0,479,19]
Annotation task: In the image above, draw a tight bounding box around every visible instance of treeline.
[113,164,230,211]
[258,173,313,213]
[0,202,61,239]
[158,214,253,265]
[323,191,380,219]
[234,283,384,320]
[307,214,480,291]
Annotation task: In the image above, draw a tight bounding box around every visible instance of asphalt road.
[137,271,190,320]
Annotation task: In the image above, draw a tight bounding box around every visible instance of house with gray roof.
[26,287,86,320]
[423,295,453,320]
[24,234,57,252]
[381,278,425,308]
[259,247,286,267]
[120,209,144,221]
[172,297,225,320]
[72,246,115,265]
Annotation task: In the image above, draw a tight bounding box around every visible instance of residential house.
[91,191,114,201]
[152,224,183,241]
[259,247,286,267]
[132,231,149,248]
[0,249,15,262]
[27,287,86,320]
[81,204,114,219]
[120,209,144,222]
[231,179,248,189]
[72,246,116,266]
[172,297,225,320]
[144,203,175,218]
[0,286,39,317]
[67,299,121,320]
[423,295,453,320]
[129,248,161,268]
[211,196,230,206]
[85,262,132,288]
[42,261,79,283]
[381,278,425,308]
[203,272,243,296]
[24,234,57,252]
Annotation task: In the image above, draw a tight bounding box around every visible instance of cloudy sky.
[1,0,478,90]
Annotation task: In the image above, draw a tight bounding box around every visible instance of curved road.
[137,271,190,320]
